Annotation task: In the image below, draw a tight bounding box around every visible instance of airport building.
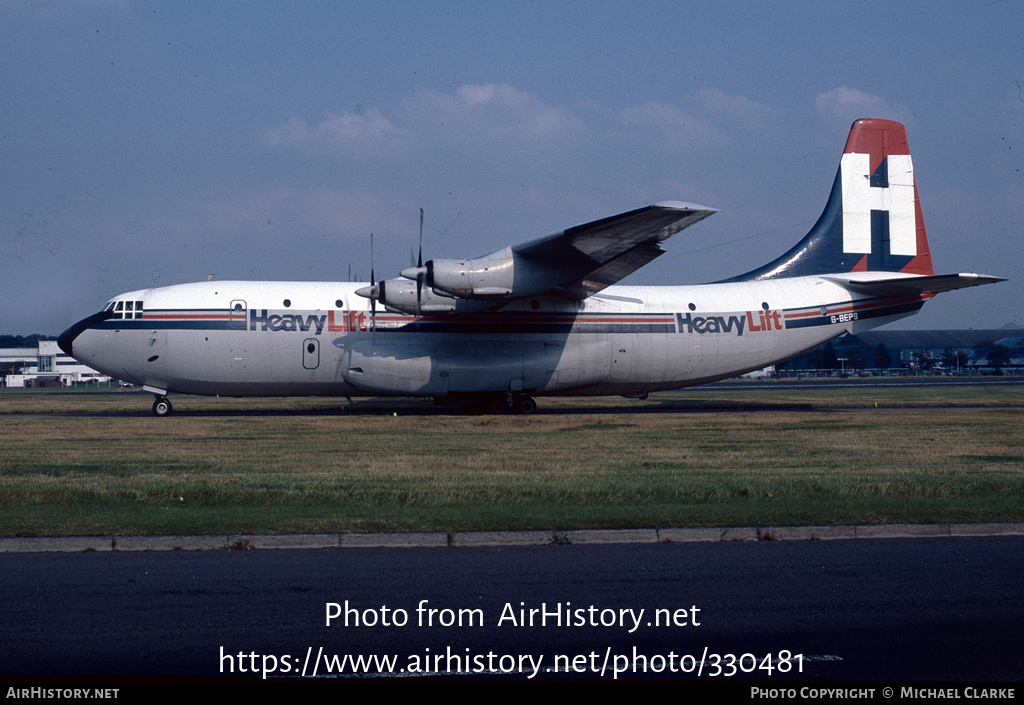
[854,329,1024,369]
[1,340,110,387]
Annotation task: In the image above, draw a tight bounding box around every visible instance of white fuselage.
[61,120,1002,410]
[69,275,926,399]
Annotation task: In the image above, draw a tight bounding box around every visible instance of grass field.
[1,383,1022,536]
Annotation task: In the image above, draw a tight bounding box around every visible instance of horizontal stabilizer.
[822,272,1005,296]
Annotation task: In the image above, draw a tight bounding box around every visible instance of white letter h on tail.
[840,153,916,256]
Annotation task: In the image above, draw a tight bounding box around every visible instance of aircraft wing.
[513,201,718,298]
[370,201,717,315]
[822,272,1006,296]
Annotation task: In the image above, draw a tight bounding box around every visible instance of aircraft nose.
[58,310,113,358]
[57,328,74,357]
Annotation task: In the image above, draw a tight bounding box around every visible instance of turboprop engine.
[401,246,573,300]
[354,278,491,315]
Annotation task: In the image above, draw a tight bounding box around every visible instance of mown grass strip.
[1,387,1022,536]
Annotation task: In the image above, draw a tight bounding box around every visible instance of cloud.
[691,88,779,132]
[815,86,909,125]
[263,108,409,158]
[620,102,724,151]
[400,83,586,144]
[265,84,586,162]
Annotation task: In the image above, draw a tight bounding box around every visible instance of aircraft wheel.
[152,397,172,417]
[515,396,537,415]
[488,398,509,415]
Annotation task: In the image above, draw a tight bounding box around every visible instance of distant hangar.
[1,340,110,388]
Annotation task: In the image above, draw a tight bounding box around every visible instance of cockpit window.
[109,299,144,319]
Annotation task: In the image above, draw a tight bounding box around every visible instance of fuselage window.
[110,299,144,319]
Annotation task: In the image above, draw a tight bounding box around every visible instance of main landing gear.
[152,396,173,417]
[484,393,537,415]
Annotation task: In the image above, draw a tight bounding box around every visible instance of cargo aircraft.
[59,119,1002,416]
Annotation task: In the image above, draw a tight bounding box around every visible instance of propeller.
[353,211,430,330]
[370,232,376,336]
[416,208,424,322]
[400,208,429,324]
[352,233,379,338]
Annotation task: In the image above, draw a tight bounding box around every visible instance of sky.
[2,0,1022,335]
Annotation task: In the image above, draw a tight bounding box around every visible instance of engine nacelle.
[356,278,491,316]
[406,247,569,300]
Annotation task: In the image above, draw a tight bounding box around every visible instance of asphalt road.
[2,536,1021,681]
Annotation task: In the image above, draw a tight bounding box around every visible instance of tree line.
[0,334,56,348]
[780,337,1020,374]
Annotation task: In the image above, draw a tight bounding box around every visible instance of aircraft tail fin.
[724,118,936,281]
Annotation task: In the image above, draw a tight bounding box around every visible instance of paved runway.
[2,536,1022,681]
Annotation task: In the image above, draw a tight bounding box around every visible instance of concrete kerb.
[949,522,1024,536]
[450,531,556,547]
[720,527,761,542]
[564,529,659,544]
[0,536,116,553]
[339,532,448,548]
[1,523,1022,553]
[758,525,859,541]
[227,534,341,550]
[854,524,950,539]
[114,535,232,551]
[658,527,728,543]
